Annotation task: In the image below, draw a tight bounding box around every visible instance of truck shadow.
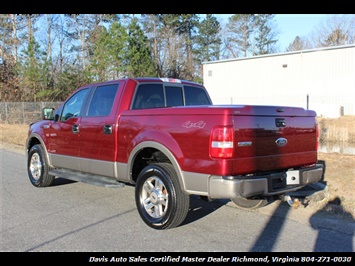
[52,177,77,186]
[180,159,353,252]
[246,158,331,251]
[310,197,354,252]
[249,195,354,252]
[182,196,229,225]
[248,201,292,252]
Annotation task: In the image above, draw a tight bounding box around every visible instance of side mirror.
[42,107,55,120]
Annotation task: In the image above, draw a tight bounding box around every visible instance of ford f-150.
[26,77,323,229]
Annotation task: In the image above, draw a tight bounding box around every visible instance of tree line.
[1,14,354,102]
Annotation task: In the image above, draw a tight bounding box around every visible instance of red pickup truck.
[26,77,323,230]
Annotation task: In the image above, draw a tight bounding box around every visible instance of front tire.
[27,144,54,187]
[135,163,189,230]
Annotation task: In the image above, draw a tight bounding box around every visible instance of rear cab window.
[184,85,211,106]
[166,86,183,107]
[132,82,211,109]
[132,84,164,109]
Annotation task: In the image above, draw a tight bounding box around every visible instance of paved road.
[1,148,354,254]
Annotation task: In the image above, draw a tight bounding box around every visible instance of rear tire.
[27,144,54,187]
[231,196,269,209]
[135,163,189,230]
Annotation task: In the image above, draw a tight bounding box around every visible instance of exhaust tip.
[283,195,294,206]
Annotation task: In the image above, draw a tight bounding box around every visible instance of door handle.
[103,125,112,134]
[72,124,79,133]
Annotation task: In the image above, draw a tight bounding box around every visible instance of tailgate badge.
[238,141,252,147]
[275,138,287,147]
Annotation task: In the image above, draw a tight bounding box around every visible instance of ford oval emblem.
[275,137,287,147]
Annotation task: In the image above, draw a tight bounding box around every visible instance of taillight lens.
[210,126,234,158]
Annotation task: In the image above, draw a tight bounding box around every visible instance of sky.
[217,14,329,52]
[274,14,328,51]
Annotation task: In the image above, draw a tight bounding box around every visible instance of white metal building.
[202,44,355,118]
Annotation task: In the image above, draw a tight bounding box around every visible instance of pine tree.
[194,14,221,81]
[253,14,278,56]
[107,21,129,79]
[89,26,112,81]
[126,18,156,77]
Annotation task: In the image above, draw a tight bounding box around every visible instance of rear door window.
[88,84,119,116]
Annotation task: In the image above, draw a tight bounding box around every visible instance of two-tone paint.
[26,77,323,199]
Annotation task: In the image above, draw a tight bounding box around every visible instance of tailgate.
[232,106,318,174]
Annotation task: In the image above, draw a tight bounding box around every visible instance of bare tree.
[310,14,355,48]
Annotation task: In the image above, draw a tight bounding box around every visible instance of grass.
[318,116,355,144]
[316,153,355,216]
[1,117,355,217]
[0,123,29,148]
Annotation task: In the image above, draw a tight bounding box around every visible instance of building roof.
[202,44,355,65]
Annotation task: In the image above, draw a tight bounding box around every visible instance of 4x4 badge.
[275,138,287,147]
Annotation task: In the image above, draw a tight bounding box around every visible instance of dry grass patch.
[317,116,355,144]
[317,152,355,216]
[0,123,29,148]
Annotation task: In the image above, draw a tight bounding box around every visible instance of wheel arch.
[128,141,187,192]
[26,134,51,167]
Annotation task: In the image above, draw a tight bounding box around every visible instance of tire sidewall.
[135,164,177,230]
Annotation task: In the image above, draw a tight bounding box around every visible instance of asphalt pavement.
[1,148,354,255]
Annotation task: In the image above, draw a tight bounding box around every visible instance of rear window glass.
[184,86,211,105]
[166,86,183,107]
[132,84,164,109]
[132,83,211,109]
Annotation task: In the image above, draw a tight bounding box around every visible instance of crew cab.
[26,77,323,229]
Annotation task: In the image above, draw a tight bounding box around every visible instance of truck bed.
[119,104,318,176]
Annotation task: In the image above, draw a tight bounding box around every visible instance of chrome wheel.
[30,153,42,180]
[141,176,168,218]
[135,163,190,229]
[27,144,54,187]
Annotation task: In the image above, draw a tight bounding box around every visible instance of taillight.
[210,126,234,158]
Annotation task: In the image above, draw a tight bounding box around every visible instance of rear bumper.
[208,164,324,199]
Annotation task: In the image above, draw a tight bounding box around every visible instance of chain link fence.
[0,102,62,124]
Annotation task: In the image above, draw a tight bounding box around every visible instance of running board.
[49,169,125,188]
